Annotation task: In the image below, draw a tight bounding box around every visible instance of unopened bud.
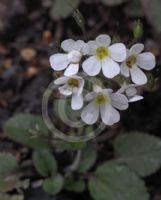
[133,20,143,39]
[73,9,85,29]
[145,73,158,91]
[114,75,127,86]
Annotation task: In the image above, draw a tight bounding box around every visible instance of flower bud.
[73,9,85,29]
[145,73,158,92]
[133,20,143,39]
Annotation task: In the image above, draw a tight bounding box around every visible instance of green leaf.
[78,145,97,173]
[43,174,64,195]
[88,163,149,200]
[0,176,4,189]
[65,179,85,192]
[4,114,49,149]
[0,193,24,200]
[33,149,57,177]
[101,0,127,6]
[114,132,161,177]
[124,0,144,17]
[50,0,80,19]
[0,153,17,177]
[141,0,161,33]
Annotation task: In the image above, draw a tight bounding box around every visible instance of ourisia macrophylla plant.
[49,34,156,125]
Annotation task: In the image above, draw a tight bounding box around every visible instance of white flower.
[82,34,126,78]
[120,43,156,84]
[50,39,85,76]
[81,85,128,125]
[54,75,84,110]
[117,83,143,102]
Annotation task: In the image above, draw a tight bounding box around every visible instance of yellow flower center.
[126,55,137,68]
[95,95,107,106]
[96,47,109,60]
[67,78,79,88]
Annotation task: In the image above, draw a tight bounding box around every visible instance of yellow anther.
[96,47,109,60]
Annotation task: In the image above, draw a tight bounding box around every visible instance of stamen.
[126,55,137,68]
[95,95,107,105]
[96,47,109,60]
[67,78,79,88]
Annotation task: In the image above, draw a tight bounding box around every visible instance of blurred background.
[0,0,161,199]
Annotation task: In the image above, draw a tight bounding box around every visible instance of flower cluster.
[50,34,156,125]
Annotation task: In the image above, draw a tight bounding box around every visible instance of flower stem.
[65,150,82,173]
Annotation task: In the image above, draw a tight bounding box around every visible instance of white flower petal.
[74,40,85,51]
[59,85,72,96]
[116,83,141,94]
[109,106,120,125]
[54,76,69,85]
[67,50,82,63]
[129,43,144,55]
[70,75,82,80]
[50,54,69,71]
[130,65,147,84]
[77,79,85,95]
[120,62,130,77]
[96,34,111,47]
[111,93,129,110]
[102,58,120,78]
[109,43,126,62]
[64,63,79,76]
[100,104,120,125]
[61,39,75,52]
[82,56,101,76]
[125,87,137,97]
[93,85,103,93]
[72,87,79,94]
[71,94,83,110]
[129,95,143,102]
[84,92,97,101]
[81,101,99,124]
[137,52,156,70]
[102,88,113,95]
[82,41,97,55]
[100,103,111,125]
